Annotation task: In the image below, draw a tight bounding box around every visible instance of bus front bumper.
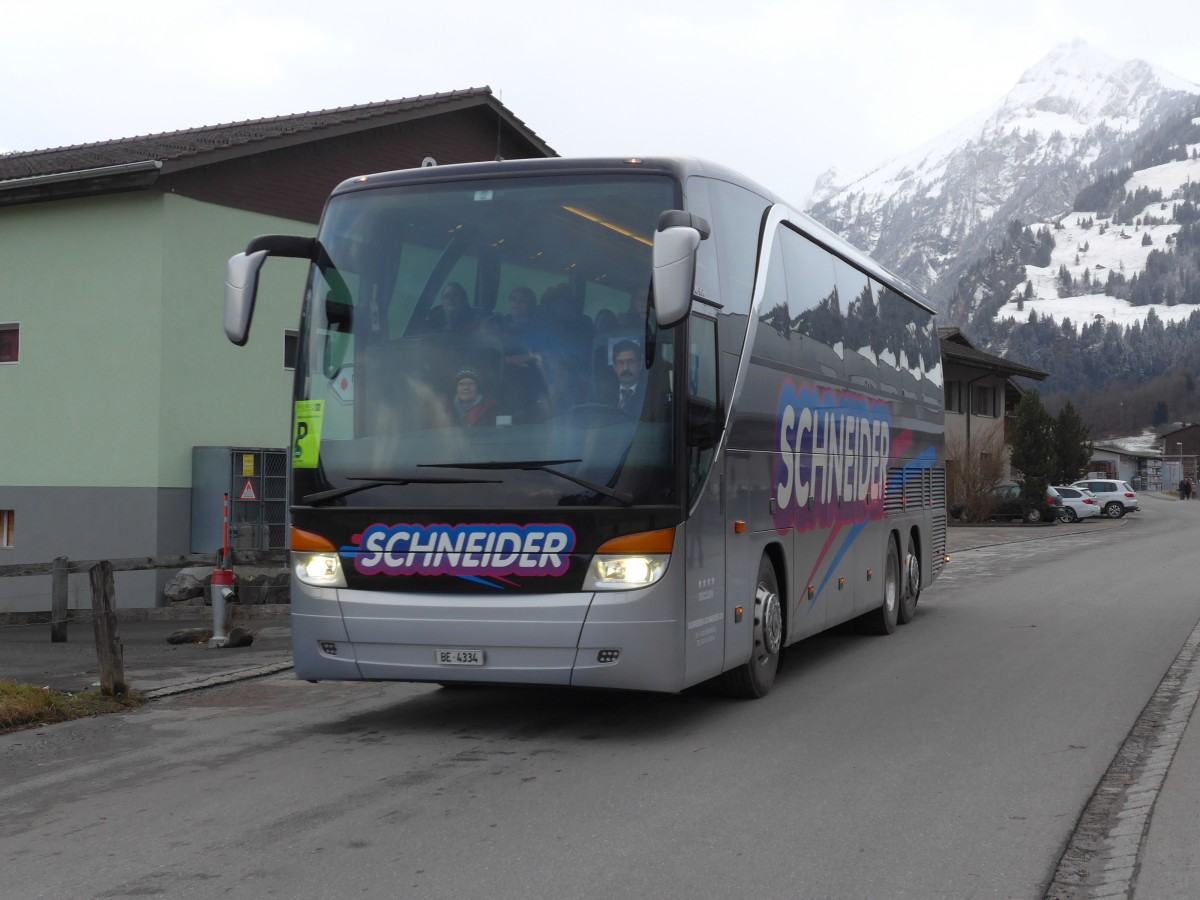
[290,582,686,693]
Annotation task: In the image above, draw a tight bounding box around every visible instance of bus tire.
[860,537,900,635]
[721,555,783,699]
[897,533,920,625]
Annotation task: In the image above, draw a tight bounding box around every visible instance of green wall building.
[0,89,553,612]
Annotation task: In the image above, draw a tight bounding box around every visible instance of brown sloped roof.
[0,87,554,181]
[938,326,1048,380]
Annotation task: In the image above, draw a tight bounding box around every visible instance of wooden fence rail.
[1,551,288,643]
[0,550,286,579]
[1,550,288,697]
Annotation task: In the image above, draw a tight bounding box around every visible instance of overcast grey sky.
[4,1,1198,205]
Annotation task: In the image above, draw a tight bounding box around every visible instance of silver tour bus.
[224,157,945,698]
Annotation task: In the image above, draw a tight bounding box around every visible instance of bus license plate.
[436,649,484,666]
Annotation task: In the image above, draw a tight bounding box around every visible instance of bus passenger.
[594,308,619,335]
[617,291,648,330]
[539,283,592,409]
[452,368,498,426]
[428,282,483,334]
[502,286,547,369]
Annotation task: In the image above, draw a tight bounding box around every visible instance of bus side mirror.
[652,226,701,328]
[224,250,270,346]
[225,234,316,346]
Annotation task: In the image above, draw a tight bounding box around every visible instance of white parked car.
[1070,479,1139,518]
[1052,485,1101,523]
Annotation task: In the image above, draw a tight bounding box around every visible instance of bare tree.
[948,422,1008,522]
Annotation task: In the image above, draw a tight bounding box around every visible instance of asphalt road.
[2,496,1198,900]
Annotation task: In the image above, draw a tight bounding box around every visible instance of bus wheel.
[897,534,920,625]
[721,556,783,699]
[861,537,900,635]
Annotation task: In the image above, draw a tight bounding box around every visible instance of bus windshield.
[293,172,681,510]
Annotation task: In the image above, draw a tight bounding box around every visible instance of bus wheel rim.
[756,582,783,659]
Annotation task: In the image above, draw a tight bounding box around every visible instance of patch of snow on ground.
[995,153,1200,333]
[1127,155,1200,196]
[1103,429,1166,455]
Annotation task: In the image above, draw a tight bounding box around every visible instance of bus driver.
[610,339,645,415]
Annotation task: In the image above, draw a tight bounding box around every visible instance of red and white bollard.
[208,568,235,648]
[209,492,236,648]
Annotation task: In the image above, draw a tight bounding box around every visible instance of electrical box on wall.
[191,447,288,553]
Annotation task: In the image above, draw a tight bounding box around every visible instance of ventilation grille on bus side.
[885,464,948,577]
[885,464,946,510]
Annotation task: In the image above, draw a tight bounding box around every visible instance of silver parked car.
[1070,479,1138,518]
[1052,485,1101,523]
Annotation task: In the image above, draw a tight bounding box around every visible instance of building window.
[944,380,963,413]
[0,323,18,363]
[1,510,13,548]
[973,385,997,418]
[284,330,298,371]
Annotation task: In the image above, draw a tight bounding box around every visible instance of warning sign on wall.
[239,479,257,501]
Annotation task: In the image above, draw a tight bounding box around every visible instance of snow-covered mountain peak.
[805,40,1199,305]
[1000,40,1198,137]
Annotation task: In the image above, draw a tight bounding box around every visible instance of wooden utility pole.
[88,561,126,696]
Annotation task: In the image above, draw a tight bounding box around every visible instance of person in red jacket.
[452,368,497,426]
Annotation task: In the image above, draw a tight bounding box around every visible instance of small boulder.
[163,572,206,604]
[167,627,214,645]
[224,626,255,648]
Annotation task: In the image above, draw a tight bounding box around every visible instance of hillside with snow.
[996,149,1200,331]
[806,40,1200,308]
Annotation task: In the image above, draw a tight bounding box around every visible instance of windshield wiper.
[301,476,498,506]
[421,459,634,505]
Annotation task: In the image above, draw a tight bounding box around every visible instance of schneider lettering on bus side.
[773,381,896,533]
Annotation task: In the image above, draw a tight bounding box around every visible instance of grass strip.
[0,679,144,734]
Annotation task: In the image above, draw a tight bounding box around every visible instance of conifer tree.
[1010,390,1057,508]
[1051,402,1092,483]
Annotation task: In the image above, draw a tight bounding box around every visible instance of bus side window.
[688,315,720,504]
[877,284,919,399]
[920,316,943,406]
[752,237,790,367]
[869,278,899,395]
[700,176,770,354]
[779,225,844,381]
[835,259,879,391]
[685,176,719,306]
[702,178,766,318]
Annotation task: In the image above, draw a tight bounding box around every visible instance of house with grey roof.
[0,89,554,612]
[939,327,1049,505]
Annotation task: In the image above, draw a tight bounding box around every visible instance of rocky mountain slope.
[932,96,1200,435]
[805,40,1199,309]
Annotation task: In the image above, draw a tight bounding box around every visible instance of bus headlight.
[293,552,347,587]
[582,527,675,591]
[585,554,669,590]
[290,527,345,587]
